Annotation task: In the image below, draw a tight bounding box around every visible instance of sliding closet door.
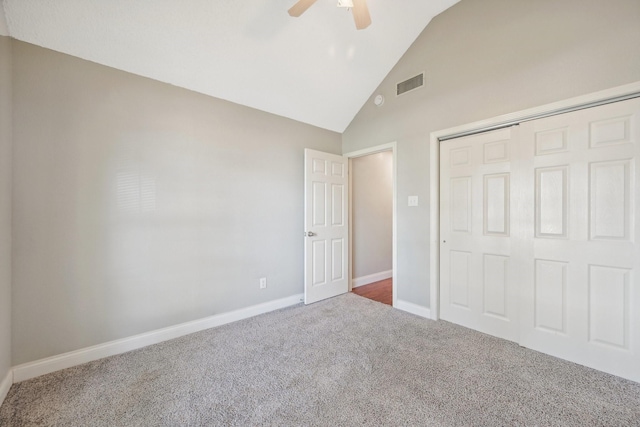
[440,127,520,342]
[518,98,640,382]
[439,97,640,382]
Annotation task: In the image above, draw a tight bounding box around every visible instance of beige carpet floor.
[1,293,639,426]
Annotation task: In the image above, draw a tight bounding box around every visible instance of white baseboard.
[395,299,431,319]
[0,369,12,407]
[12,294,303,383]
[352,270,392,288]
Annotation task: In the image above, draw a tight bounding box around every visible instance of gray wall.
[352,152,392,279]
[11,41,341,365]
[0,36,12,383]
[342,0,640,308]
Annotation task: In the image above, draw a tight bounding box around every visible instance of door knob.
[307,231,316,237]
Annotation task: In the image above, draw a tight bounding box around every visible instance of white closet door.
[440,127,520,342]
[519,98,640,382]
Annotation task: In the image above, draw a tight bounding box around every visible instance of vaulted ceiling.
[1,0,459,132]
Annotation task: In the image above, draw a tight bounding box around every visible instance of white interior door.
[440,127,520,342]
[518,98,640,382]
[304,149,349,304]
[439,97,640,382]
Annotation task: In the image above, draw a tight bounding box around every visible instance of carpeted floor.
[1,293,639,426]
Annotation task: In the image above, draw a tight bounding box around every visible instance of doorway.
[344,143,397,307]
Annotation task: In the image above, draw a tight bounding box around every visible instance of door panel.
[534,259,567,333]
[304,149,349,304]
[449,250,471,308]
[519,98,640,382]
[535,166,568,238]
[450,177,472,233]
[482,254,509,318]
[440,127,519,342]
[440,97,640,382]
[484,173,509,235]
[589,160,630,240]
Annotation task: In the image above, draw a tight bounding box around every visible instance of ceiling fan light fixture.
[288,0,370,30]
[337,0,354,8]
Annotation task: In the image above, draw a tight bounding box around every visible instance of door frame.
[344,142,398,307]
[429,81,640,321]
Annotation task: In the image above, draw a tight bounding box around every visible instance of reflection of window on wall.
[116,148,156,214]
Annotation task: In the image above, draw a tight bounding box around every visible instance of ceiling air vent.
[396,73,424,96]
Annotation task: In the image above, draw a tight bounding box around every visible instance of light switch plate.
[408,196,419,207]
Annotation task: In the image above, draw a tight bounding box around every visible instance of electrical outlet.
[259,277,267,289]
[408,196,419,207]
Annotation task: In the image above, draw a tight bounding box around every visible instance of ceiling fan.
[288,0,371,30]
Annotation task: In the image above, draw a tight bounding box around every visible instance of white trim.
[12,294,303,383]
[0,369,12,406]
[343,142,396,159]
[429,135,440,320]
[429,81,640,323]
[344,142,398,307]
[395,299,431,319]
[348,157,354,292]
[352,270,392,288]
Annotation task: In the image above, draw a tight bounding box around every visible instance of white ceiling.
[1,0,459,132]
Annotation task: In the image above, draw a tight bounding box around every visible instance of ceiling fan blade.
[288,0,319,17]
[352,0,371,30]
